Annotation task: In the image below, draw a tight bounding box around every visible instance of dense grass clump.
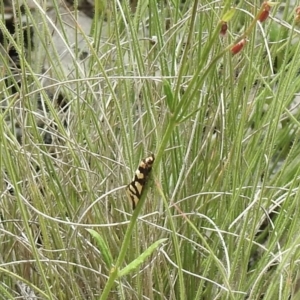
[1,0,300,299]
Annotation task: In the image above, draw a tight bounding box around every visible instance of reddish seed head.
[258,10,269,22]
[258,1,271,22]
[231,39,246,55]
[220,21,228,36]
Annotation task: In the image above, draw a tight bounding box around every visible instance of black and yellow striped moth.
[126,154,155,209]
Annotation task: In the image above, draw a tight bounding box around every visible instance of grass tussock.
[1,0,300,299]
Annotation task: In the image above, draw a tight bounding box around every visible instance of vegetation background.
[1,0,300,299]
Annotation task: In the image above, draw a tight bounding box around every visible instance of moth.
[126,154,155,209]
